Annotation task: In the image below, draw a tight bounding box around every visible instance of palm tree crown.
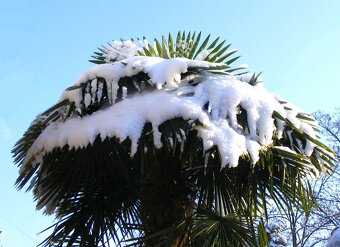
[13,31,335,246]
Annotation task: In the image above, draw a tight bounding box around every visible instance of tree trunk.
[140,148,194,246]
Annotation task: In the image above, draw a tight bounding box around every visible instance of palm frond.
[90,31,244,74]
[33,137,141,247]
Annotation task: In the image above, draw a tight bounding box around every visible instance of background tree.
[266,108,340,247]
[12,32,335,246]
[314,109,340,156]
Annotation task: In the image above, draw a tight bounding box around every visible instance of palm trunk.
[140,147,194,246]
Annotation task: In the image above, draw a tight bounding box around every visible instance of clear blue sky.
[1,1,339,246]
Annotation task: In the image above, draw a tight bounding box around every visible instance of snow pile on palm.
[14,32,334,180]
[19,58,327,172]
[327,227,340,247]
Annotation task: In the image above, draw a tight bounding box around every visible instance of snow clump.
[22,56,319,172]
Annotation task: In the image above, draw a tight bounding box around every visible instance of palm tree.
[13,32,335,247]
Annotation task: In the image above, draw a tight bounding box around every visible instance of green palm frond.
[34,137,141,246]
[127,206,256,247]
[189,206,256,247]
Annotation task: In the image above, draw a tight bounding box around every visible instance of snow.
[103,39,144,62]
[132,57,188,89]
[327,227,340,247]
[194,75,285,145]
[61,63,126,106]
[273,146,298,154]
[246,139,261,164]
[197,120,248,167]
[22,92,208,172]
[195,49,213,60]
[60,57,226,109]
[266,220,288,247]
[21,56,321,172]
[300,122,316,156]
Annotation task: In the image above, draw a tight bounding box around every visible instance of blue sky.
[1,1,340,246]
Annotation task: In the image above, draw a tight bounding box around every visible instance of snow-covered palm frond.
[12,32,335,246]
[90,31,246,75]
